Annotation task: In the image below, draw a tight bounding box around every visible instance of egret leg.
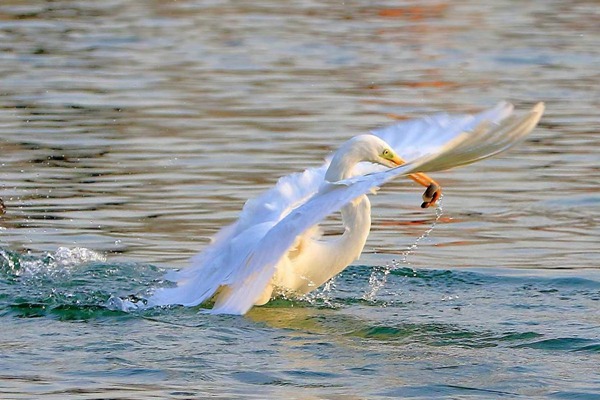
[395,156,442,208]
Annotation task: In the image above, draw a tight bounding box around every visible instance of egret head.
[378,145,404,168]
[325,135,404,182]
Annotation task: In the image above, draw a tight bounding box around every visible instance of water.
[1,0,599,398]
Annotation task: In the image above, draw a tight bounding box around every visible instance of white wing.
[372,101,514,161]
[209,102,544,314]
[351,101,515,176]
[149,164,329,307]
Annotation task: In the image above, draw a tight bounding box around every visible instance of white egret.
[148,101,544,315]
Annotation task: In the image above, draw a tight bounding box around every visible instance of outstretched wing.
[351,101,515,176]
[372,101,514,162]
[210,102,544,314]
[149,164,329,307]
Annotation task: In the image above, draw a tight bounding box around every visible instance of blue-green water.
[1,247,599,398]
[1,0,599,398]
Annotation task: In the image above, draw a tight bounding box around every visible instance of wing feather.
[371,101,514,162]
[149,165,329,307]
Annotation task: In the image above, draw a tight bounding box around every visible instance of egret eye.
[382,149,391,158]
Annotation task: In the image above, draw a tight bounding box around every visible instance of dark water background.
[1,0,599,398]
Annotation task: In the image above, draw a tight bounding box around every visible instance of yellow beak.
[390,154,405,167]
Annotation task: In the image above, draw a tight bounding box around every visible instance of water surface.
[1,0,599,398]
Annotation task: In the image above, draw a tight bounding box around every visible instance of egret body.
[145,102,545,315]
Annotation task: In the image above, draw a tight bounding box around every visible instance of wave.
[0,247,163,320]
[1,246,598,354]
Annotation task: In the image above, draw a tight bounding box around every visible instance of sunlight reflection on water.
[0,0,597,270]
[1,0,599,398]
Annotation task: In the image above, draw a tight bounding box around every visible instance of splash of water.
[0,246,164,319]
[105,293,148,312]
[399,195,444,266]
[363,195,444,302]
[0,246,106,280]
[298,276,339,309]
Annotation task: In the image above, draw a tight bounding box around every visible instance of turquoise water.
[1,0,599,398]
[1,247,599,398]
